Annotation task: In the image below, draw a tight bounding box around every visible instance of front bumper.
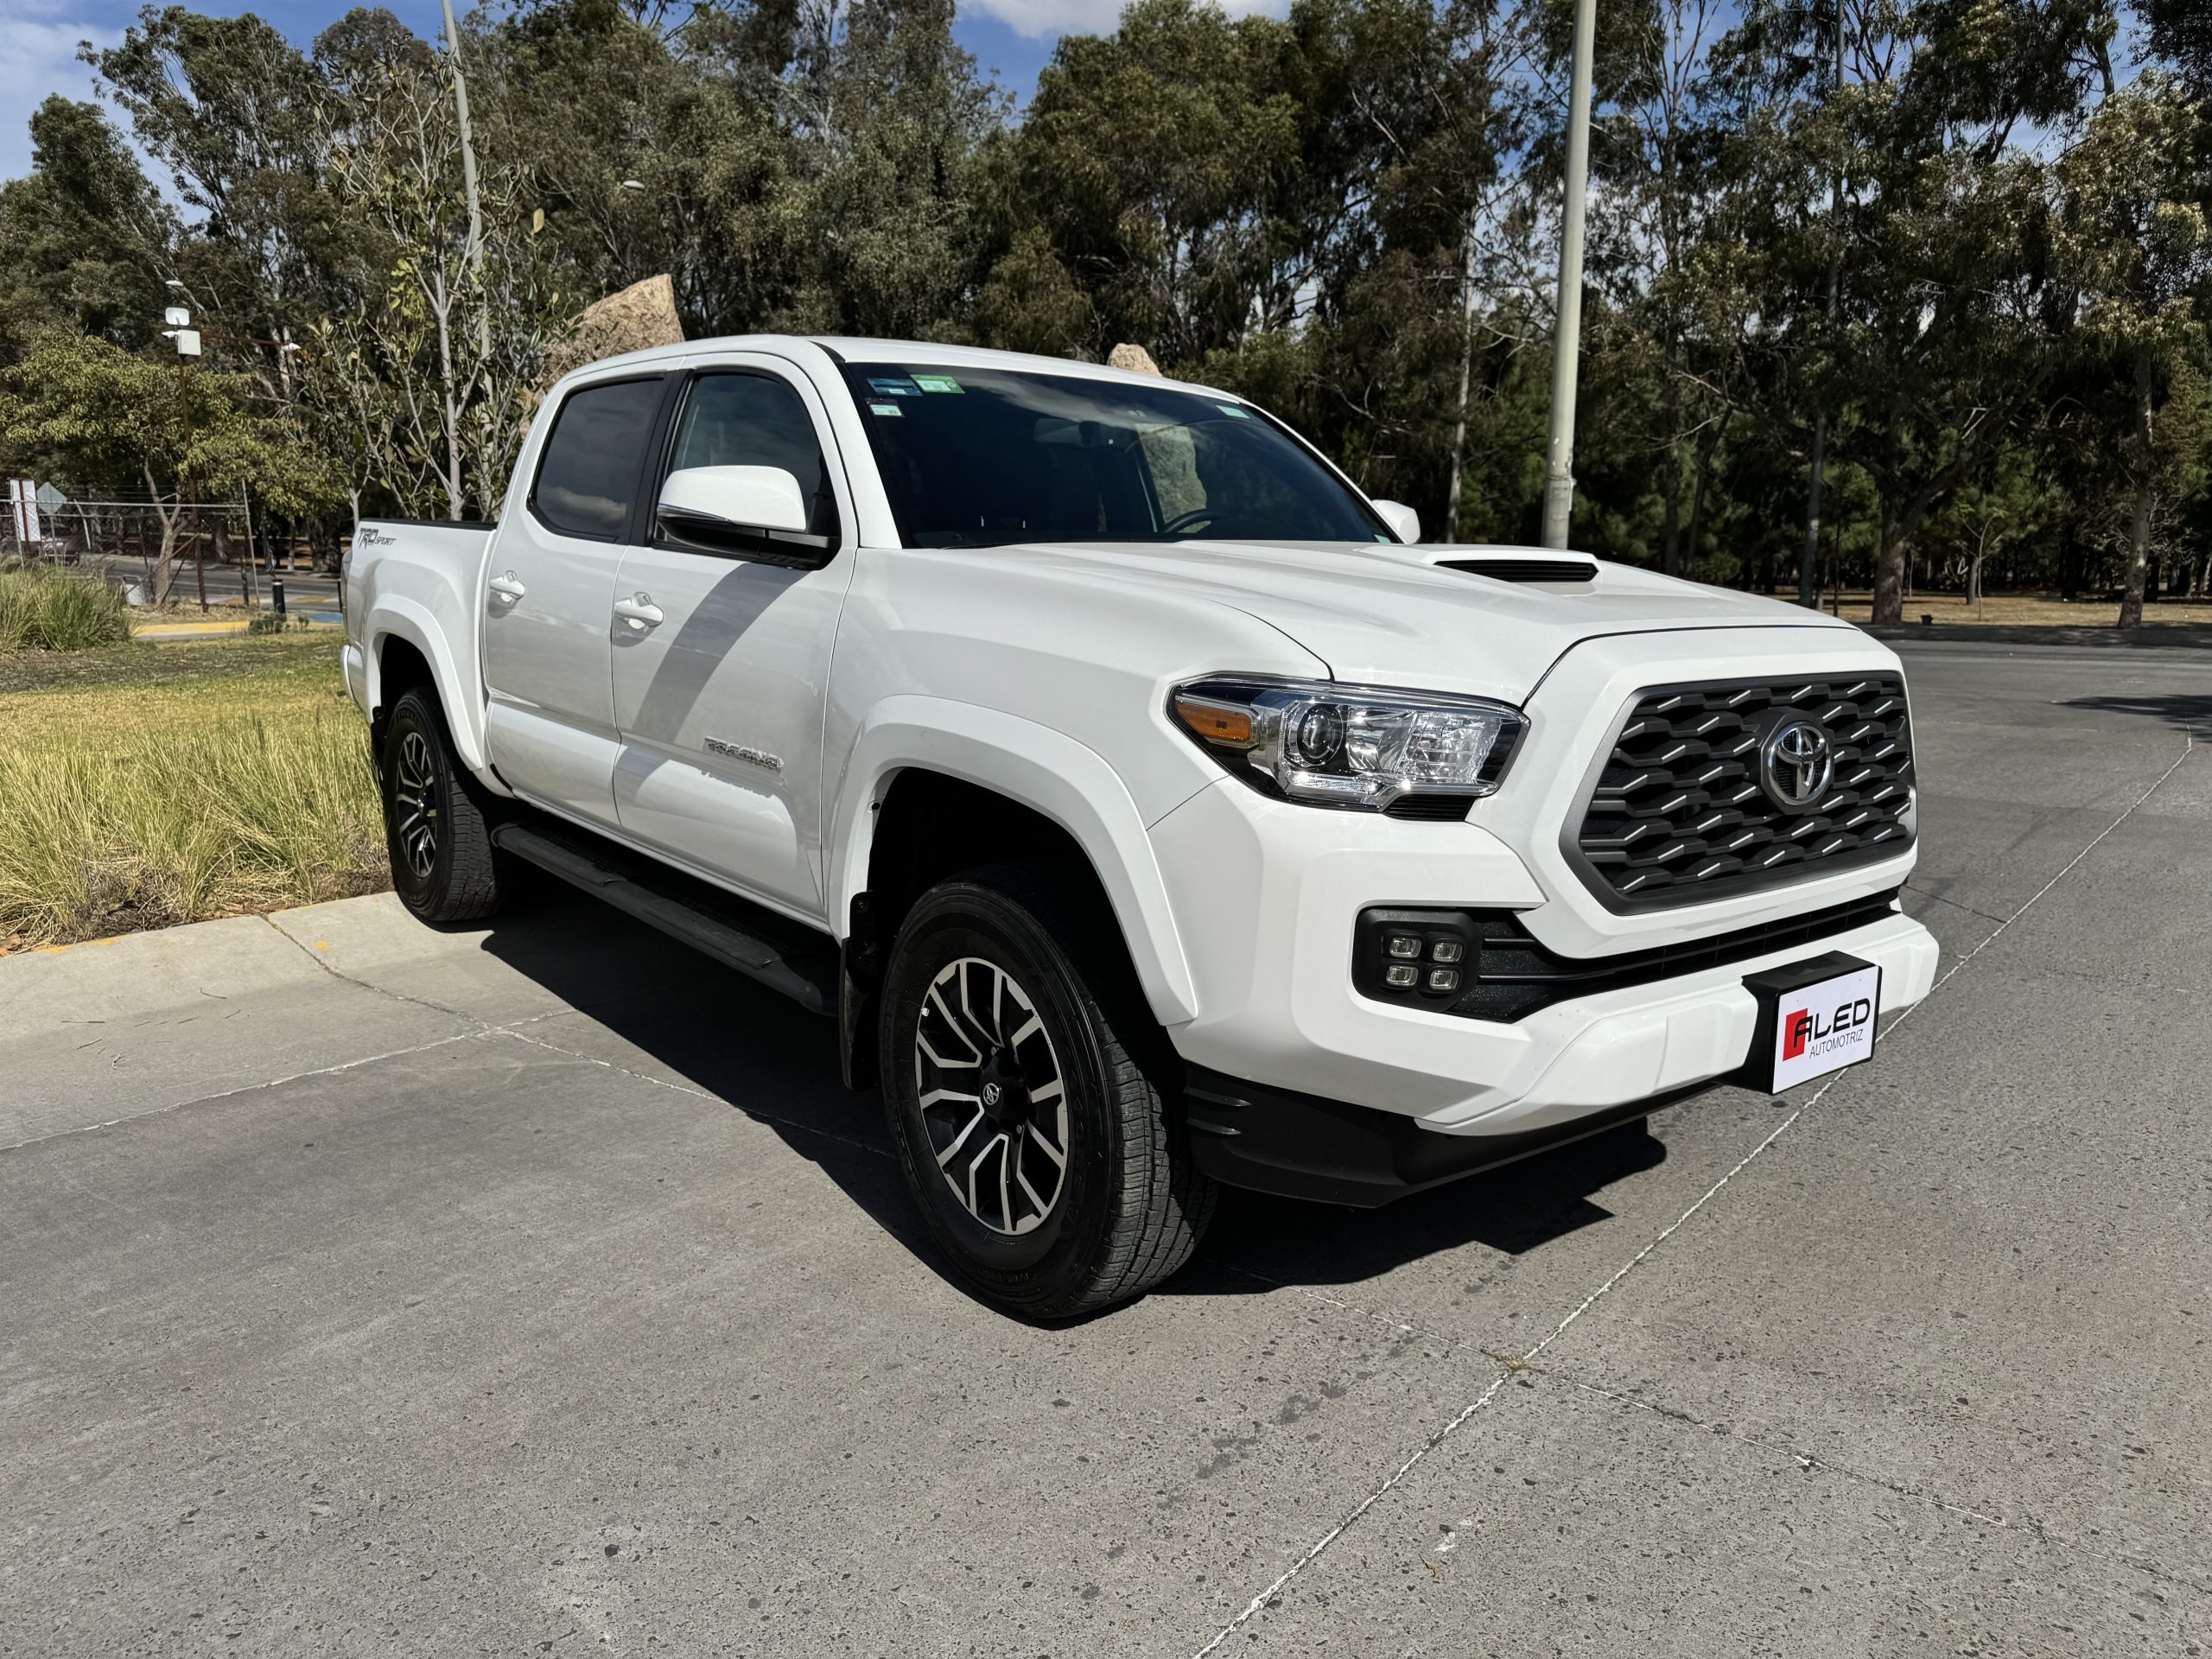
[1183,1066,1707,1207]
[1147,627,1936,1141]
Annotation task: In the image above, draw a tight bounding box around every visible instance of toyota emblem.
[1759,717,1834,811]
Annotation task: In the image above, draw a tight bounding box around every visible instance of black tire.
[878,863,1217,1319]
[380,685,504,924]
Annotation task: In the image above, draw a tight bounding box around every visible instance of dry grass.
[1821,589,2212,628]
[0,636,388,951]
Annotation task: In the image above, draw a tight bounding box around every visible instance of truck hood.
[969,538,1861,704]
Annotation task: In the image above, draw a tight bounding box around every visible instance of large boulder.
[1107,342,1162,377]
[542,274,684,385]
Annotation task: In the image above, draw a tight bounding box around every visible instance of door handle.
[613,593,664,629]
[486,571,526,601]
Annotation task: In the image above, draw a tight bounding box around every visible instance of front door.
[610,360,857,921]
[481,373,667,828]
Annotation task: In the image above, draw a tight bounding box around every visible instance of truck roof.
[545,334,1236,403]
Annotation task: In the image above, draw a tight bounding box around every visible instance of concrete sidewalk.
[3,641,2208,1656]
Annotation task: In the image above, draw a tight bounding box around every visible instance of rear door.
[610,357,857,920]
[481,373,669,828]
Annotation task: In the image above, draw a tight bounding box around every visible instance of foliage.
[0,0,2208,620]
[0,329,339,596]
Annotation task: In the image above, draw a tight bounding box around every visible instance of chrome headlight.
[1169,676,1523,812]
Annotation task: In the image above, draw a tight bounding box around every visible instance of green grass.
[0,565,132,652]
[0,635,388,950]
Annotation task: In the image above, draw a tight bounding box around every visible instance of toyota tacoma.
[342,338,1937,1319]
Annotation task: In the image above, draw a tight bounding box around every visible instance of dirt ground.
[1820,588,2212,627]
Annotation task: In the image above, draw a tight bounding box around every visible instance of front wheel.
[878,865,1216,1319]
[379,686,504,924]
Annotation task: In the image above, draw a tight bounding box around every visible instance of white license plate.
[1745,956,1882,1093]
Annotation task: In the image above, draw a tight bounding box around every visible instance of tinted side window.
[531,377,664,540]
[666,373,837,536]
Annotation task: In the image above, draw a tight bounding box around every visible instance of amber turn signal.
[1172,693,1255,747]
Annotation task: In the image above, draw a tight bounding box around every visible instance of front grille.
[1445,889,1904,1022]
[1570,676,1914,908]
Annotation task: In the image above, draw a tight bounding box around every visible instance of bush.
[0,567,132,651]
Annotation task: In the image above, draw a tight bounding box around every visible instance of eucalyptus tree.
[1582,0,1768,575]
[2053,74,2211,626]
[94,7,343,405]
[774,0,1003,338]
[477,0,803,336]
[0,98,175,363]
[313,8,560,520]
[1734,0,2118,620]
[1004,0,1308,365]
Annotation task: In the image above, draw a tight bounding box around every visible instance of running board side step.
[491,820,838,1016]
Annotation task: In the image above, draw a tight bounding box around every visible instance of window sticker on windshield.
[868,377,923,397]
[911,374,963,394]
[868,401,903,417]
[1214,403,1250,419]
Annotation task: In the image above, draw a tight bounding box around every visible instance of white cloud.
[965,0,1288,41]
[0,13,123,184]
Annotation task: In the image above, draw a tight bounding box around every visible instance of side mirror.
[657,466,837,566]
[1371,499,1421,545]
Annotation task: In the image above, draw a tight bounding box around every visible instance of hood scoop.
[1437,555,1599,584]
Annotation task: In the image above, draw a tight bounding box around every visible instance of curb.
[131,618,342,640]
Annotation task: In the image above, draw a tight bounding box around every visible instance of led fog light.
[1354,907,1477,1003]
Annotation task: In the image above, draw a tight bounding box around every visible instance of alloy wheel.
[392,729,440,880]
[912,956,1069,1236]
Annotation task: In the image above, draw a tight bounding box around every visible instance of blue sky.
[0,0,1289,182]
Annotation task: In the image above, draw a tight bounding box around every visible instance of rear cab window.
[530,377,667,541]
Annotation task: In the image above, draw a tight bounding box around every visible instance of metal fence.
[0,494,296,608]
[3,496,249,567]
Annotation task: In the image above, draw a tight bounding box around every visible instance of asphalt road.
[3,639,2207,1656]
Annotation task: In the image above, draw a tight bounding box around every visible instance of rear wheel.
[878,864,1215,1319]
[380,685,503,924]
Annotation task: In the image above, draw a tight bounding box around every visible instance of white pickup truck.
[343,337,1938,1318]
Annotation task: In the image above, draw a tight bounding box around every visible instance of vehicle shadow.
[2062,693,2212,740]
[1181,1120,1667,1302]
[467,875,1674,1315]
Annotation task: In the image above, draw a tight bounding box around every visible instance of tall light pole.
[1798,0,1846,607]
[161,282,206,608]
[440,0,486,292]
[1540,0,1599,550]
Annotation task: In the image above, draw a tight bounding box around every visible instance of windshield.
[840,362,1394,549]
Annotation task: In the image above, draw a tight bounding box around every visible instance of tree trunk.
[2119,351,2155,630]
[1444,224,1477,544]
[1872,497,1907,626]
[1682,410,1726,579]
[2119,486,2152,628]
[144,462,181,606]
